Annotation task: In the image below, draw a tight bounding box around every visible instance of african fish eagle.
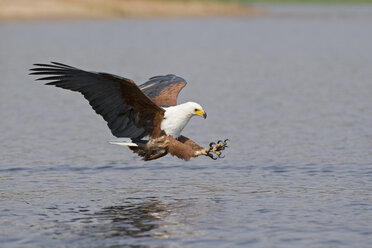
[30,62,228,161]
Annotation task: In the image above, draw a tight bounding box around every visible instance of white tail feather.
[108,139,138,147]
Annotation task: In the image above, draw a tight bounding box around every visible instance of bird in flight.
[30,62,228,161]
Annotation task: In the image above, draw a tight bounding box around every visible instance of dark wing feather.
[139,74,187,106]
[30,62,164,139]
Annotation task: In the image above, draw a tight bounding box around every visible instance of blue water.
[1,5,372,248]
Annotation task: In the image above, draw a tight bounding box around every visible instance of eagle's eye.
[194,108,198,112]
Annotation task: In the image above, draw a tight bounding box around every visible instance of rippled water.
[1,5,372,248]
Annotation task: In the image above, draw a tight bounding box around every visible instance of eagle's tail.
[108,138,138,147]
[109,138,168,161]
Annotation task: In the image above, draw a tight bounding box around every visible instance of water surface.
[1,5,372,248]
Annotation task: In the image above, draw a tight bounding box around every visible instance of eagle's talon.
[217,145,224,151]
[213,138,228,151]
[207,152,217,160]
[203,139,229,159]
[218,154,225,159]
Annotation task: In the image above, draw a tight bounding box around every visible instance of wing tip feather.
[31,62,76,70]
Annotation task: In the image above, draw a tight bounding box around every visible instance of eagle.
[30,62,228,161]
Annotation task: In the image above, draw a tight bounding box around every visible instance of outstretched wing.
[30,62,164,139]
[139,74,187,106]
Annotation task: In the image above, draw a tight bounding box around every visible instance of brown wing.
[139,74,187,106]
[30,62,164,139]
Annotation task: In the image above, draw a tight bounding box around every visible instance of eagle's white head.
[161,102,207,138]
[182,102,207,119]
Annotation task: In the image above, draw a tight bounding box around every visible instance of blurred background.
[1,0,372,21]
[1,0,372,248]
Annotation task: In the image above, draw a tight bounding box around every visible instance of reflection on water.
[85,199,174,239]
[46,197,191,247]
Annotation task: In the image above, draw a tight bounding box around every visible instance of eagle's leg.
[201,139,229,159]
[144,150,168,161]
[210,139,228,154]
[192,139,228,160]
[130,136,170,161]
[171,136,228,160]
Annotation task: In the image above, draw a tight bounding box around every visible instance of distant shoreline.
[0,0,264,22]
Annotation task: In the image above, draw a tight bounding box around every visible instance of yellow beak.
[195,109,207,119]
